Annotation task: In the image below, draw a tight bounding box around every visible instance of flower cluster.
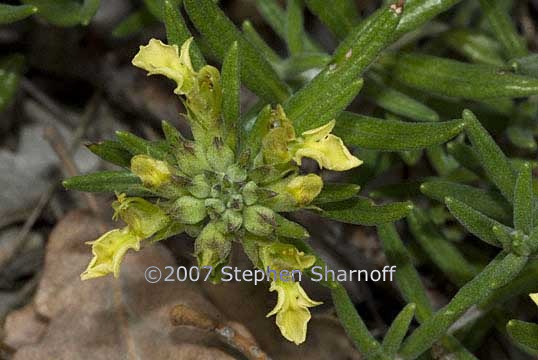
[78,38,362,344]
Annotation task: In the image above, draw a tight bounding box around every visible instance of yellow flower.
[286,174,323,206]
[530,293,538,306]
[131,155,171,187]
[292,120,362,171]
[132,38,195,95]
[81,228,141,280]
[267,281,322,345]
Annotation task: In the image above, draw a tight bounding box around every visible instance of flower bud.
[174,140,210,177]
[226,164,247,183]
[173,196,207,224]
[222,209,243,233]
[187,174,211,198]
[205,198,226,218]
[206,137,235,173]
[195,222,230,270]
[131,155,171,187]
[242,181,259,206]
[286,174,323,206]
[243,205,276,236]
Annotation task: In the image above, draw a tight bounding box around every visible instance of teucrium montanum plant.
[58,0,538,357]
[71,38,361,345]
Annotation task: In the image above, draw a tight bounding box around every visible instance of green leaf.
[333,112,465,151]
[400,252,528,359]
[112,9,155,38]
[0,4,37,25]
[162,0,206,70]
[143,0,164,19]
[511,54,538,77]
[507,320,538,355]
[441,29,504,66]
[279,53,331,78]
[184,0,290,103]
[313,183,360,204]
[254,0,321,52]
[514,163,533,233]
[0,54,25,112]
[62,171,150,194]
[221,42,240,151]
[285,3,403,132]
[381,303,416,358]
[320,197,413,226]
[463,110,516,201]
[380,53,538,100]
[79,0,100,25]
[115,131,167,160]
[444,197,505,248]
[274,214,309,239]
[506,126,537,151]
[395,0,462,38]
[377,223,432,322]
[241,20,281,64]
[420,179,512,223]
[87,140,132,168]
[478,0,527,59]
[286,0,305,55]
[21,0,82,27]
[407,209,476,286]
[304,0,358,39]
[243,105,271,157]
[364,76,440,122]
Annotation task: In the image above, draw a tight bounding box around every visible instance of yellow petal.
[131,155,171,187]
[80,228,141,280]
[294,133,362,171]
[301,119,335,141]
[260,242,316,273]
[286,174,323,206]
[530,293,538,306]
[266,281,322,345]
[132,38,195,95]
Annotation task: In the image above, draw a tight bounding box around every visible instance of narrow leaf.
[333,112,465,151]
[115,131,167,160]
[221,42,240,151]
[184,0,290,103]
[478,0,527,59]
[381,53,538,100]
[304,0,358,39]
[507,320,538,355]
[511,54,538,77]
[444,197,506,248]
[364,76,440,122]
[421,179,512,223]
[62,171,149,194]
[87,140,132,168]
[463,110,516,201]
[400,253,528,359]
[285,3,403,132]
[408,209,476,286]
[395,0,462,38]
[112,9,155,38]
[79,0,100,25]
[162,0,206,70]
[0,4,37,25]
[442,29,504,66]
[0,54,24,112]
[242,20,281,64]
[320,197,413,226]
[381,303,416,357]
[21,0,82,27]
[313,183,361,204]
[286,0,305,55]
[514,163,533,233]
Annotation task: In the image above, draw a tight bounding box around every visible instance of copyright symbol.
[145,266,161,283]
